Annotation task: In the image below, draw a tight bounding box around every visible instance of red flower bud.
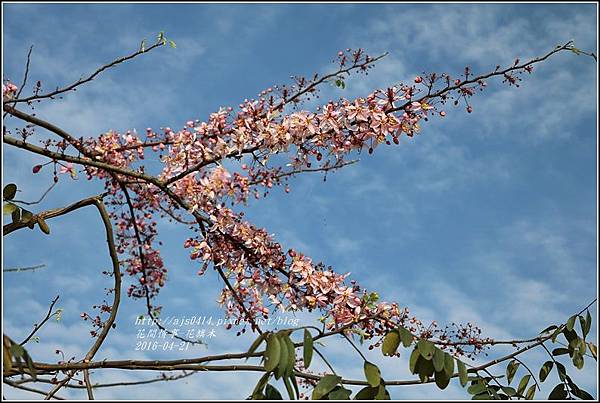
[32,164,43,173]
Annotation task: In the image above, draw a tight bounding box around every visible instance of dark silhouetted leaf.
[588,342,597,360]
[555,362,567,382]
[539,361,553,382]
[548,383,567,399]
[525,384,536,400]
[434,370,450,389]
[566,315,576,332]
[540,325,558,334]
[501,387,516,397]
[468,383,487,395]
[354,386,377,400]
[3,184,17,200]
[506,360,520,384]
[517,375,530,396]
[38,217,50,234]
[552,348,570,356]
[265,384,283,400]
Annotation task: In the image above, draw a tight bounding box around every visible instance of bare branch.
[3,379,65,400]
[20,296,60,346]
[6,41,165,105]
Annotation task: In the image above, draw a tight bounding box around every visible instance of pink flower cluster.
[71,48,540,347]
[3,81,18,101]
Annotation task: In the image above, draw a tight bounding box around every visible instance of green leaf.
[275,335,288,379]
[11,205,21,223]
[573,388,595,400]
[572,352,584,369]
[21,209,33,224]
[409,348,420,374]
[467,383,487,395]
[555,361,567,381]
[506,360,520,384]
[283,376,295,400]
[364,361,381,387]
[552,348,570,356]
[566,315,577,332]
[583,311,591,337]
[264,384,283,400]
[417,340,435,360]
[251,372,270,399]
[471,392,492,400]
[3,203,18,216]
[398,326,413,347]
[517,375,530,396]
[525,384,536,400]
[284,336,295,377]
[329,386,352,400]
[246,332,267,359]
[303,329,313,369]
[264,333,281,372]
[563,328,577,343]
[432,348,445,372]
[381,330,400,356]
[548,383,567,399]
[540,325,558,334]
[3,184,17,200]
[37,217,50,235]
[457,359,468,387]
[444,352,454,377]
[501,387,516,397]
[169,40,177,49]
[539,361,553,382]
[289,374,300,400]
[415,357,434,382]
[551,327,562,343]
[354,386,377,400]
[24,352,37,380]
[312,375,341,400]
[140,39,146,52]
[374,383,389,400]
[434,370,450,390]
[588,342,597,360]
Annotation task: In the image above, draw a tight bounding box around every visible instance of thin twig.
[3,264,46,273]
[3,45,33,119]
[11,182,57,206]
[7,41,164,105]
[3,379,65,400]
[20,296,60,346]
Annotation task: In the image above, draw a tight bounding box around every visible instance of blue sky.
[2,2,597,400]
